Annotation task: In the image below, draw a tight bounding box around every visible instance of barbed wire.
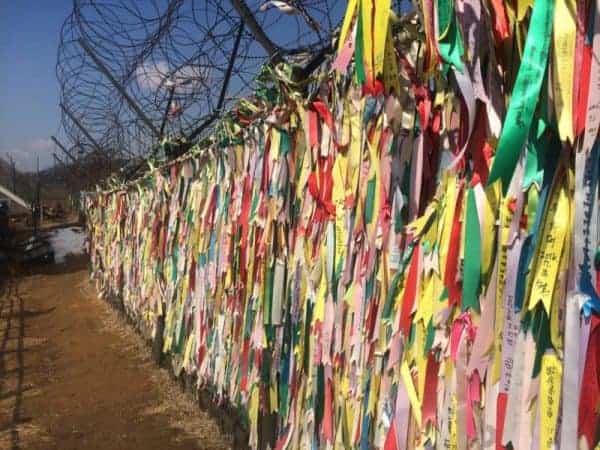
[56,0,408,168]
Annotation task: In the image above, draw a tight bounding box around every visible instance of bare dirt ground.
[0,255,232,450]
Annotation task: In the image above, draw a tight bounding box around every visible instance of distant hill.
[0,157,76,212]
[0,158,35,204]
[0,152,130,213]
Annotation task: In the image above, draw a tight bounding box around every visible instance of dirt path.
[0,257,232,450]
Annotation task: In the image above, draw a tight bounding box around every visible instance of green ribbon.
[354,1,366,85]
[437,0,464,72]
[364,178,376,224]
[280,130,291,156]
[424,319,435,354]
[522,117,548,190]
[462,187,481,312]
[522,305,551,377]
[264,261,274,325]
[487,0,554,193]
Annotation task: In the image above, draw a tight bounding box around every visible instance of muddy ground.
[0,255,233,450]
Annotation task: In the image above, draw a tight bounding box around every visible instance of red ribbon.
[445,183,464,307]
[421,351,440,426]
[489,0,510,43]
[578,315,600,448]
[307,158,336,223]
[398,244,420,336]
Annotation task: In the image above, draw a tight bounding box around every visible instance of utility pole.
[53,153,62,179]
[32,155,41,234]
[229,0,282,64]
[51,136,93,183]
[51,135,79,164]
[78,38,161,138]
[53,152,75,189]
[186,21,245,143]
[58,106,104,155]
[59,105,117,178]
[159,85,176,137]
[6,153,16,194]
[37,155,41,228]
[53,152,79,201]
[217,21,245,113]
[52,152,70,177]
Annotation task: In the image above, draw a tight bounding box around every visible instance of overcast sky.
[0,1,72,173]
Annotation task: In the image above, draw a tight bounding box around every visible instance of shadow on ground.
[0,252,232,450]
[0,268,55,450]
